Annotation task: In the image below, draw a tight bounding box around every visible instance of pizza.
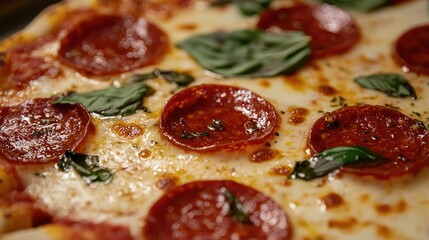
[0,0,428,239]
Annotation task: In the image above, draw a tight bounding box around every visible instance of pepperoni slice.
[53,219,134,240]
[308,105,429,179]
[0,98,93,164]
[256,4,360,58]
[0,36,61,90]
[58,14,168,76]
[160,84,279,152]
[143,180,291,240]
[394,24,429,75]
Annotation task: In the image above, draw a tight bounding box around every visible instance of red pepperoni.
[394,24,429,75]
[53,219,134,240]
[0,36,61,90]
[256,4,360,58]
[308,105,429,179]
[144,180,291,240]
[159,84,279,152]
[0,98,94,164]
[58,14,168,76]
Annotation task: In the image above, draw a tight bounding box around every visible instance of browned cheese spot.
[258,79,271,88]
[395,200,407,213]
[288,107,309,125]
[156,176,178,191]
[376,224,392,239]
[177,23,197,31]
[360,194,370,203]
[376,204,392,214]
[376,200,407,215]
[283,180,293,187]
[282,74,306,91]
[269,166,292,176]
[112,122,144,140]
[139,149,152,159]
[318,85,338,96]
[321,192,344,209]
[250,148,280,162]
[328,217,357,231]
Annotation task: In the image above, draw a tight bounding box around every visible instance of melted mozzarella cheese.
[1,0,429,239]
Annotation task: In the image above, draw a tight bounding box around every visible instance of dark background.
[0,0,60,40]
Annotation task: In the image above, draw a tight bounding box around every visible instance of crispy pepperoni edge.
[57,14,169,76]
[308,105,429,179]
[256,4,361,58]
[0,98,94,164]
[394,24,429,75]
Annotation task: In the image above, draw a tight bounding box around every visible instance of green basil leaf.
[54,81,154,116]
[320,0,389,12]
[223,188,252,224]
[131,69,194,87]
[289,146,386,180]
[57,150,113,184]
[211,0,272,16]
[177,30,311,78]
[354,73,417,99]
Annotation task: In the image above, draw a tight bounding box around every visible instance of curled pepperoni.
[308,105,429,179]
[58,14,168,76]
[159,84,279,152]
[143,180,291,240]
[0,98,93,164]
[256,4,360,58]
[394,24,429,75]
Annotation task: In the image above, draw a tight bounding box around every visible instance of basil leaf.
[320,0,389,12]
[289,146,386,180]
[57,150,113,184]
[177,30,311,78]
[354,73,417,99]
[54,81,154,116]
[223,188,252,224]
[212,0,272,16]
[131,69,194,87]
